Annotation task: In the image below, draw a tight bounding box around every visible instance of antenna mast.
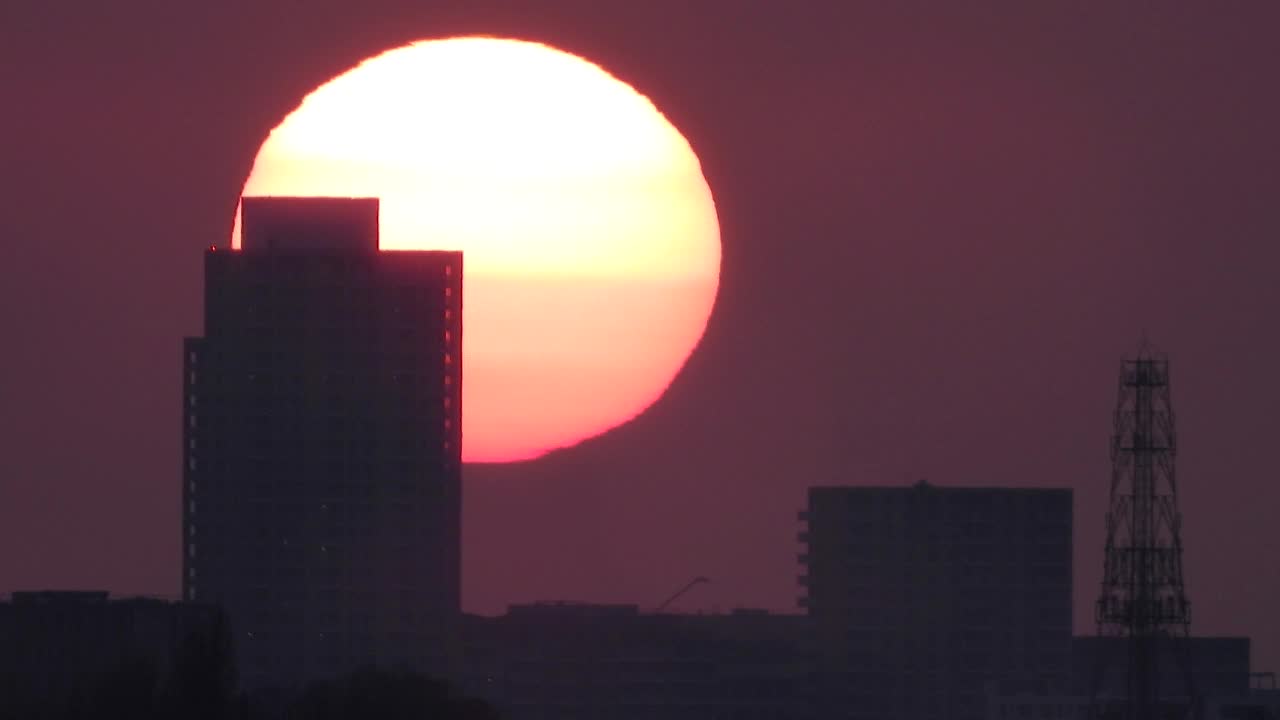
[1093,348,1195,720]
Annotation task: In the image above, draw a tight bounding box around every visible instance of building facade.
[799,482,1074,720]
[183,197,462,687]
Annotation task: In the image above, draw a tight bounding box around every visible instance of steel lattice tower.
[1092,349,1195,720]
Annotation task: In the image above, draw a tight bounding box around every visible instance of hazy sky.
[3,1,1279,670]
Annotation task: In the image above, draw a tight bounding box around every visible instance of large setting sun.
[234,37,720,462]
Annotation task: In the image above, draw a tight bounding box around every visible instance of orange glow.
[234,37,720,462]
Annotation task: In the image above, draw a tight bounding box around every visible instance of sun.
[234,37,721,463]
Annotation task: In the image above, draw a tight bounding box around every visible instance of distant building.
[183,197,462,687]
[987,635,1255,720]
[799,482,1074,720]
[1071,635,1251,699]
[458,603,814,720]
[0,591,228,715]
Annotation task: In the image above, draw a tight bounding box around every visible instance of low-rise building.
[987,636,1255,720]
[459,603,814,720]
[0,591,230,714]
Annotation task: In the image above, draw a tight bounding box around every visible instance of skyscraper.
[183,197,462,687]
[799,482,1073,720]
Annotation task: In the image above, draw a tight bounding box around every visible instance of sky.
[3,0,1280,670]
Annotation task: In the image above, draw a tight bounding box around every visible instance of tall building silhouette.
[799,482,1073,720]
[183,197,461,687]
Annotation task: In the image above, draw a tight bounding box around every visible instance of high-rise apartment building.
[183,197,461,687]
[799,482,1073,720]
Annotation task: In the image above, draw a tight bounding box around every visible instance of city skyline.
[3,0,1279,678]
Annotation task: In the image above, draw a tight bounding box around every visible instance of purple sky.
[3,1,1279,670]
